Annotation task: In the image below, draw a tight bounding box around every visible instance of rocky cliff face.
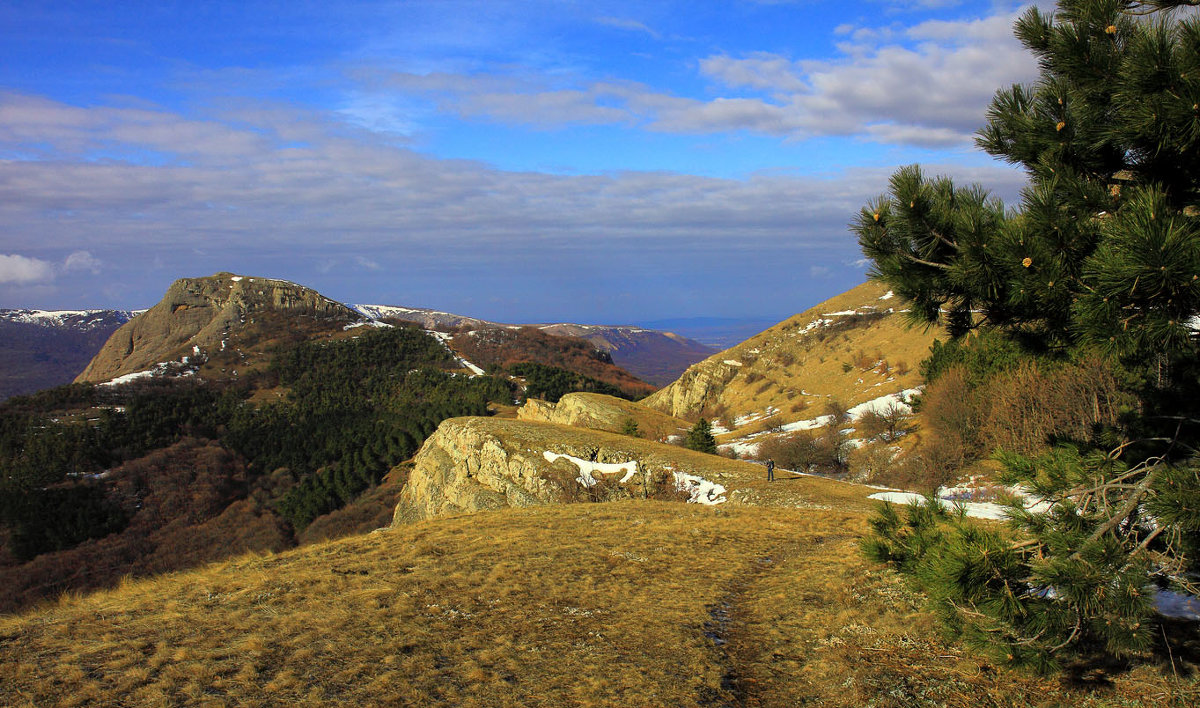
[76,273,359,383]
[392,417,729,524]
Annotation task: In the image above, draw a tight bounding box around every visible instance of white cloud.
[595,16,660,38]
[359,8,1037,148]
[64,250,102,273]
[0,91,1029,318]
[0,254,54,284]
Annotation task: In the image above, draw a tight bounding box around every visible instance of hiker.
[766,458,775,482]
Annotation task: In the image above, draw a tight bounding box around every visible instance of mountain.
[447,326,657,400]
[537,323,715,386]
[634,316,785,350]
[643,281,941,427]
[76,273,362,383]
[0,309,137,400]
[353,303,715,386]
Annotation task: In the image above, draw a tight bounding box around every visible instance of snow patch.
[672,471,727,505]
[1155,590,1200,620]
[878,290,895,300]
[99,361,196,387]
[458,358,486,376]
[543,451,639,487]
[867,492,1016,521]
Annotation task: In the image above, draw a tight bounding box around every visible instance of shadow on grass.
[1060,617,1200,691]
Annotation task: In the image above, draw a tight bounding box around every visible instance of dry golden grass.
[3,489,1195,706]
[647,281,942,427]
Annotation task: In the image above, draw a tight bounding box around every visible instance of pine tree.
[620,417,641,437]
[684,418,718,455]
[853,0,1200,361]
[856,0,1200,672]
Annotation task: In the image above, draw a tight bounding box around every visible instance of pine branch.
[900,252,952,271]
[1069,461,1163,561]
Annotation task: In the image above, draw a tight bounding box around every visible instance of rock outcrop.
[392,417,731,524]
[516,392,690,441]
[76,273,359,383]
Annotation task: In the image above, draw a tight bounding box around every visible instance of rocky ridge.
[516,391,691,441]
[391,416,734,524]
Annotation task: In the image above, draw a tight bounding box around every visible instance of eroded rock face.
[76,273,359,383]
[516,392,690,441]
[392,417,712,525]
[640,362,739,420]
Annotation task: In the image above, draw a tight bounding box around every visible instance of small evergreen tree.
[684,418,718,455]
[619,417,641,437]
[856,0,1200,672]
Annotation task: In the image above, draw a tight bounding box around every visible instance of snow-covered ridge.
[0,308,141,329]
[353,303,465,321]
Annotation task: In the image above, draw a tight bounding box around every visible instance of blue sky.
[0,0,1040,324]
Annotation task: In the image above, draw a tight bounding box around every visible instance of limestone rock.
[516,392,690,441]
[76,273,359,383]
[392,416,722,524]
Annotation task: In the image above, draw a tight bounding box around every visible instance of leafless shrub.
[980,356,1129,456]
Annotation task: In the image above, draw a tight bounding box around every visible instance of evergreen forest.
[0,325,514,611]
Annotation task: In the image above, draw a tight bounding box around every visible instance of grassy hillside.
[645,281,939,424]
[3,496,1195,706]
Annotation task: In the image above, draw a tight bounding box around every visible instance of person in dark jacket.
[766,458,775,482]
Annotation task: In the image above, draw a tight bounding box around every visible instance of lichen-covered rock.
[516,392,690,441]
[76,273,359,383]
[392,416,730,525]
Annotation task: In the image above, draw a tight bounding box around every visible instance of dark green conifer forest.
[0,325,516,610]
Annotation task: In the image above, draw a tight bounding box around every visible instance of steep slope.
[0,309,137,400]
[448,326,656,400]
[643,281,941,426]
[354,303,715,386]
[76,273,360,383]
[517,391,692,440]
[538,323,715,386]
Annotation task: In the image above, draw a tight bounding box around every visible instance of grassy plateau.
[2,451,1197,707]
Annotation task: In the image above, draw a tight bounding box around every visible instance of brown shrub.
[979,356,1129,456]
[918,366,983,458]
